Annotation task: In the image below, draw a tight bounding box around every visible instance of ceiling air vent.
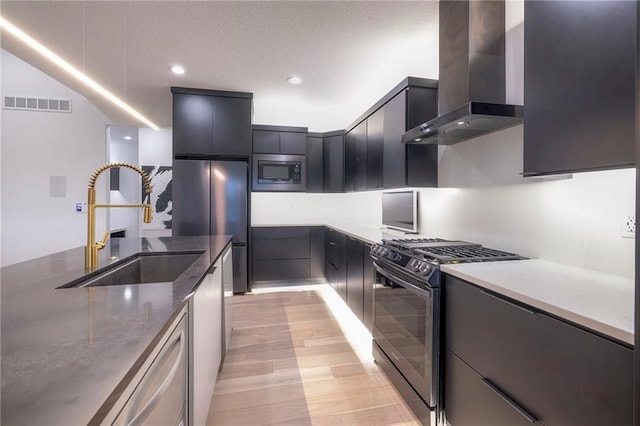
[3,96,72,113]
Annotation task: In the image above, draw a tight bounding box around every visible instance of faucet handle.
[96,231,109,250]
[143,205,152,224]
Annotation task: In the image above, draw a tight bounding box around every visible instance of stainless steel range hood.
[403,0,523,145]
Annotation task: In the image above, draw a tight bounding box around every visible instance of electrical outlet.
[622,215,636,238]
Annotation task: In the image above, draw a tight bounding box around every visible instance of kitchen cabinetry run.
[171,87,252,157]
[251,226,324,282]
[444,275,633,426]
[253,125,307,155]
[523,1,635,176]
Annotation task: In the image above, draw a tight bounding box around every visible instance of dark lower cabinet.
[445,350,537,426]
[362,244,374,332]
[444,275,633,426]
[251,226,324,282]
[325,228,347,301]
[346,237,364,323]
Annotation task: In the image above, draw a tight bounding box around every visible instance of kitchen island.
[1,235,232,425]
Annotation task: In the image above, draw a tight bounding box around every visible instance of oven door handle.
[373,262,432,299]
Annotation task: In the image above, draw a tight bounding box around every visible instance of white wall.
[138,128,172,238]
[107,127,140,238]
[1,49,110,266]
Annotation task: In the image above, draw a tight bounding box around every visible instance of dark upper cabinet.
[348,120,367,192]
[280,132,306,154]
[306,134,324,193]
[366,108,384,190]
[405,87,438,187]
[213,96,252,156]
[253,131,280,153]
[382,92,407,188]
[323,133,344,193]
[445,275,633,426]
[523,1,635,176]
[172,93,214,155]
[172,88,252,157]
[252,126,307,155]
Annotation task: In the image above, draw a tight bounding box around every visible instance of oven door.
[372,261,440,409]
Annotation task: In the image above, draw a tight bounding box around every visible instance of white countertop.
[442,259,634,346]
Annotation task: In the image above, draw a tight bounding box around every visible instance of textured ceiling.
[1,1,439,132]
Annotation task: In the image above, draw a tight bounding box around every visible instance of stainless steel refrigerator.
[173,159,248,293]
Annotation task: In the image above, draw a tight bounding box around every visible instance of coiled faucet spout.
[85,162,153,269]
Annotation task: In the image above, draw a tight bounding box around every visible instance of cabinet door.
[306,136,324,192]
[523,1,635,175]
[309,227,325,278]
[193,263,222,426]
[323,135,344,192]
[213,97,252,156]
[382,91,407,188]
[343,130,357,192]
[346,237,364,322]
[362,244,374,332]
[280,132,307,154]
[222,247,233,357]
[352,120,368,191]
[366,108,384,190]
[173,93,214,155]
[172,159,210,236]
[445,276,633,426]
[253,131,280,153]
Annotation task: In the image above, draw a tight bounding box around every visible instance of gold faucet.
[85,162,153,269]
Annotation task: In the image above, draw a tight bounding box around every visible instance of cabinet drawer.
[445,350,540,426]
[252,239,310,260]
[445,276,633,426]
[252,226,310,240]
[253,259,310,281]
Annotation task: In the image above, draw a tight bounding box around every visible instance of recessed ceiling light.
[0,15,159,130]
[457,121,466,125]
[124,135,132,140]
[170,65,186,75]
[287,76,303,85]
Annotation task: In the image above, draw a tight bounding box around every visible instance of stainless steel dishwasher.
[113,314,187,426]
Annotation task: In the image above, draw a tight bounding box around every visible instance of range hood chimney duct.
[402,0,523,145]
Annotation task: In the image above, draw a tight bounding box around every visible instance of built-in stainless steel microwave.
[252,154,306,192]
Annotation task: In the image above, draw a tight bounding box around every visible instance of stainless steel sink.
[60,252,203,288]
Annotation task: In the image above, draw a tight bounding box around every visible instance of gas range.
[370,237,523,287]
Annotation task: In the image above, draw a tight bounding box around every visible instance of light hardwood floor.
[207,285,422,425]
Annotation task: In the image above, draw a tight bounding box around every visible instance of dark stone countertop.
[1,235,232,425]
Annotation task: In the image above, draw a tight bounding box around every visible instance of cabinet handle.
[480,290,536,315]
[481,378,538,423]
[329,242,337,246]
[126,329,185,426]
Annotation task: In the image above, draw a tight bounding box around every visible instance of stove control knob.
[418,263,431,275]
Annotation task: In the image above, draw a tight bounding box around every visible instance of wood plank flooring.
[207,285,421,425]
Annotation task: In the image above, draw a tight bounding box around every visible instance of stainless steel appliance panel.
[210,161,248,244]
[232,245,248,294]
[252,153,306,192]
[173,159,210,236]
[373,262,439,409]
